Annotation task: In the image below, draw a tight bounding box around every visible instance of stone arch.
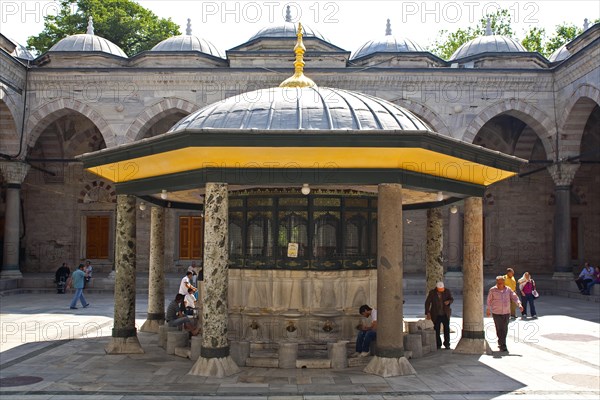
[390,98,451,136]
[0,87,22,155]
[78,180,117,204]
[26,99,116,151]
[557,84,600,158]
[463,99,555,160]
[125,97,198,142]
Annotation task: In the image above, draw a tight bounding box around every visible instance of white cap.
[436,282,444,289]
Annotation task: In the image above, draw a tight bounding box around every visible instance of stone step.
[245,357,279,368]
[296,358,331,369]
[174,346,191,359]
[348,356,371,367]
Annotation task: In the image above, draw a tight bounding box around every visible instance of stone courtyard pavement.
[0,292,598,400]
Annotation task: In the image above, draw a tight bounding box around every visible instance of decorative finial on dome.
[583,18,589,30]
[279,22,316,88]
[485,18,493,36]
[385,19,392,35]
[285,5,292,23]
[186,18,192,35]
[86,16,94,35]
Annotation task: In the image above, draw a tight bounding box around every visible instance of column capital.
[547,163,579,187]
[0,161,30,185]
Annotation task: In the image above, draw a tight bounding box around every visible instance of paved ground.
[0,291,599,399]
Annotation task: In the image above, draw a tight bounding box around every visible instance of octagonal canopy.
[78,22,525,207]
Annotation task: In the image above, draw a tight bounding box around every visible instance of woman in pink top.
[518,272,537,319]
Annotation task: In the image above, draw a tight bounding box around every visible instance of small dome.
[5,37,35,60]
[248,6,327,42]
[48,17,127,57]
[151,19,223,57]
[449,20,525,60]
[548,44,570,62]
[351,19,424,60]
[169,86,431,132]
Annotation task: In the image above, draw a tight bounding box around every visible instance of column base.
[140,319,163,333]
[552,272,575,280]
[105,336,144,354]
[0,269,23,279]
[363,356,416,377]
[453,337,491,355]
[188,356,241,377]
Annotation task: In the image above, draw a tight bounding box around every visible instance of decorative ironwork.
[314,198,341,207]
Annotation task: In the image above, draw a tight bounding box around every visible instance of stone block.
[166,331,189,355]
[420,330,437,348]
[158,325,178,349]
[230,341,250,366]
[190,336,202,361]
[403,334,423,359]
[327,341,348,369]
[278,342,298,369]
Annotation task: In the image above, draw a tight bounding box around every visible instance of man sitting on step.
[166,293,201,336]
[353,304,377,357]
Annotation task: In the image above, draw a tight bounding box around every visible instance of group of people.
[55,261,93,309]
[575,262,600,295]
[165,261,203,336]
[354,267,541,356]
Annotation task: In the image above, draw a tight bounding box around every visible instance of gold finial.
[279,22,316,88]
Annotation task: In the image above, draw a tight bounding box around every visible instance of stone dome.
[169,86,431,132]
[351,19,424,60]
[48,17,127,57]
[151,19,223,58]
[548,44,570,62]
[248,6,327,42]
[449,20,525,60]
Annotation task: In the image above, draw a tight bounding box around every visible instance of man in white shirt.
[179,271,196,296]
[354,304,377,357]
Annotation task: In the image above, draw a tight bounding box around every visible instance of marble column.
[189,183,240,377]
[548,164,579,279]
[444,206,463,290]
[425,207,443,294]
[0,162,29,279]
[364,183,415,377]
[105,194,144,354]
[454,197,489,354]
[141,206,165,333]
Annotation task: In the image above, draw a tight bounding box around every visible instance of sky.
[0,0,598,54]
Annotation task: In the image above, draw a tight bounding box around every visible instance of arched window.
[344,212,367,256]
[278,212,308,257]
[246,213,273,257]
[313,213,340,258]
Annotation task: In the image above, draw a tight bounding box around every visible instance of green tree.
[429,9,515,59]
[27,0,180,56]
[543,23,582,57]
[521,27,546,54]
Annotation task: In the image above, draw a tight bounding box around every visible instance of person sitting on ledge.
[166,294,200,336]
[353,304,377,357]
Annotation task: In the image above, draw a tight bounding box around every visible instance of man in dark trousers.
[425,281,454,349]
[55,263,70,294]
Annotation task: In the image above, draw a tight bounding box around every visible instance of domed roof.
[351,19,424,60]
[449,20,525,60]
[151,19,223,57]
[248,6,327,42]
[169,86,430,132]
[548,44,570,62]
[7,37,34,60]
[49,17,127,57]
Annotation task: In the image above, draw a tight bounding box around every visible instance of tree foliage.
[27,0,180,56]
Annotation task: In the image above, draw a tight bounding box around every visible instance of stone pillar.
[425,207,443,294]
[444,206,463,291]
[189,183,240,377]
[0,161,29,279]
[454,197,489,354]
[141,206,165,333]
[364,183,415,377]
[105,195,144,354]
[548,164,579,279]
